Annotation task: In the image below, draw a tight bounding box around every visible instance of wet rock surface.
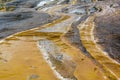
[94,11,120,63]
[61,3,97,15]
[0,9,59,40]
[0,0,60,40]
[39,40,77,79]
[0,0,42,11]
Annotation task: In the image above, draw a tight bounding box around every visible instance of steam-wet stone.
[0,9,59,40]
[94,10,120,63]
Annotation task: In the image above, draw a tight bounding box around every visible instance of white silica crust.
[37,40,70,80]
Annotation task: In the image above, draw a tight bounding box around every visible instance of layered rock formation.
[0,0,120,80]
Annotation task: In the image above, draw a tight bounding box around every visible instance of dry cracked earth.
[0,0,120,80]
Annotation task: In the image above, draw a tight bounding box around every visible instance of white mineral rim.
[37,41,70,80]
[91,22,120,65]
[37,0,54,7]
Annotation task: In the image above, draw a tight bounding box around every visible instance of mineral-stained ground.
[0,0,120,80]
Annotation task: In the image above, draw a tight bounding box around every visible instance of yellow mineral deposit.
[0,16,105,80]
[78,16,120,80]
[70,0,77,5]
[0,0,120,80]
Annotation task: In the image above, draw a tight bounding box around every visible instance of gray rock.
[110,3,119,8]
[5,0,41,10]
[27,74,40,80]
[55,54,63,61]
[0,9,59,40]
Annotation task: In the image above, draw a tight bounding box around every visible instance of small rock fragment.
[27,74,40,80]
